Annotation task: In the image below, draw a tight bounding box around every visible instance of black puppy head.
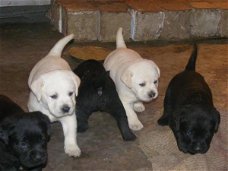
[0,112,51,169]
[173,105,220,154]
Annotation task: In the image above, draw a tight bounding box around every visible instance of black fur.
[0,95,51,171]
[158,45,220,154]
[74,60,136,141]
[0,141,20,171]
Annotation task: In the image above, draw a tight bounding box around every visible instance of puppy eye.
[20,142,28,149]
[50,94,58,99]
[186,130,192,136]
[139,82,146,87]
[154,80,158,84]
[68,92,73,96]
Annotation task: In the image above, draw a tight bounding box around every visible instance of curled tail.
[116,27,127,48]
[48,34,74,57]
[185,44,198,71]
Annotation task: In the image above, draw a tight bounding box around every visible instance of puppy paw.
[157,118,168,126]
[129,119,143,131]
[133,103,145,112]
[65,144,81,157]
[123,132,137,141]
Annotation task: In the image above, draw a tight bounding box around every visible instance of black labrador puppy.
[0,95,51,171]
[74,59,136,141]
[158,45,220,154]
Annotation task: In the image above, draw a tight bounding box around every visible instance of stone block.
[99,12,131,42]
[159,11,191,40]
[61,6,67,34]
[66,10,100,41]
[190,9,221,38]
[48,0,61,32]
[219,10,228,38]
[132,11,165,41]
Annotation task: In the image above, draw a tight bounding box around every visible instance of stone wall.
[48,0,228,42]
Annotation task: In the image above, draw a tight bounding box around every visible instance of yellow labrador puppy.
[104,28,160,131]
[28,34,81,157]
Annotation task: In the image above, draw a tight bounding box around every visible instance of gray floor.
[0,23,227,171]
[0,6,50,24]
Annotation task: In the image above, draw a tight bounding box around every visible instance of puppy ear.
[212,108,220,133]
[121,68,133,88]
[30,77,44,102]
[170,114,181,131]
[172,106,189,131]
[0,125,8,144]
[41,114,51,141]
[147,59,160,78]
[37,112,51,141]
[71,73,81,96]
[156,65,160,78]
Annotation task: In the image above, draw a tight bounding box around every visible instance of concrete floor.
[0,23,227,171]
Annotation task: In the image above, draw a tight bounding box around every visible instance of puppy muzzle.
[21,151,47,168]
[148,91,158,99]
[178,139,208,154]
[141,91,158,102]
[190,142,208,154]
[61,105,70,113]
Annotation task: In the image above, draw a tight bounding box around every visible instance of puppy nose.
[31,152,46,162]
[194,143,202,152]
[62,105,70,113]
[148,91,156,98]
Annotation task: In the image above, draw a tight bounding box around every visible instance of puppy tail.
[48,34,74,57]
[116,27,127,48]
[185,44,198,71]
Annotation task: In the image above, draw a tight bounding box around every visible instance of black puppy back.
[0,95,24,121]
[74,59,136,141]
[74,59,105,78]
[185,44,198,71]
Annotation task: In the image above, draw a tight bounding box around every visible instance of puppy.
[74,60,136,141]
[158,45,220,154]
[104,28,160,131]
[0,95,50,171]
[27,34,81,157]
